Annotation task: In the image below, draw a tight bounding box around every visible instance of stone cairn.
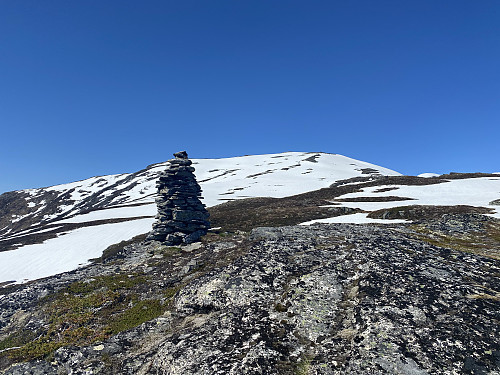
[147,151,210,245]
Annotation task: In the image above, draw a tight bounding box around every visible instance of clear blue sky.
[1,1,499,193]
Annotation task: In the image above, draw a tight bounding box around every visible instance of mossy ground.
[411,221,500,260]
[0,330,35,352]
[368,204,493,220]
[295,356,312,375]
[92,233,147,263]
[0,231,246,365]
[1,272,177,362]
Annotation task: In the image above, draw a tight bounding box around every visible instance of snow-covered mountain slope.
[0,152,400,285]
[335,177,500,214]
[302,175,500,225]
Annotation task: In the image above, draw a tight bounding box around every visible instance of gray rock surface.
[147,151,210,244]
[2,217,499,374]
[421,213,491,233]
[2,361,57,375]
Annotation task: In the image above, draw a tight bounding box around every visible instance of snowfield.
[56,205,157,224]
[192,153,400,206]
[301,176,500,226]
[0,218,154,284]
[332,177,500,219]
[300,213,408,225]
[417,173,441,178]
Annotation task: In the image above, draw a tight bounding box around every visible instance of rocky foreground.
[1,213,499,374]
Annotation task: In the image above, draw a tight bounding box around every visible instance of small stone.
[173,151,188,159]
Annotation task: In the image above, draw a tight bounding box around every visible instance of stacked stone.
[147,151,210,245]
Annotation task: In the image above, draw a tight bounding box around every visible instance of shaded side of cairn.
[147,151,210,244]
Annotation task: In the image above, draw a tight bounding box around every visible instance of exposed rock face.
[147,151,209,244]
[1,214,499,374]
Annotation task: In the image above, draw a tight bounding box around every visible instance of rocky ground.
[1,212,499,374]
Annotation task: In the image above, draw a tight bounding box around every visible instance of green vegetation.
[93,233,147,263]
[3,273,179,362]
[488,222,500,242]
[412,221,500,260]
[295,355,312,375]
[66,273,147,294]
[108,299,164,335]
[9,337,63,362]
[0,330,35,352]
[154,246,182,257]
[368,205,492,220]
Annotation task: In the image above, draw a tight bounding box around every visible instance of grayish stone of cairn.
[147,151,210,245]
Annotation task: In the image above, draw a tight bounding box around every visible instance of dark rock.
[183,229,207,244]
[423,213,491,233]
[173,151,188,159]
[2,360,58,375]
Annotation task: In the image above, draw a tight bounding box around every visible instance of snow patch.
[334,177,500,219]
[55,205,156,224]
[0,218,155,284]
[300,213,408,225]
[418,173,440,178]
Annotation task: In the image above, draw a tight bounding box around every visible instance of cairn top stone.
[173,151,188,159]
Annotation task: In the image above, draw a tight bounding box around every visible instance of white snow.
[300,213,408,225]
[44,174,125,194]
[0,218,154,285]
[418,173,440,178]
[194,152,401,206]
[332,177,500,218]
[11,215,22,223]
[55,205,156,224]
[3,226,65,240]
[18,152,401,212]
[42,152,399,209]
